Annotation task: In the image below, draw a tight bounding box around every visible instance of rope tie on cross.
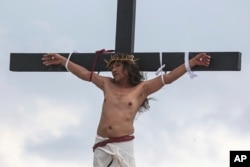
[89,49,115,81]
[65,49,115,81]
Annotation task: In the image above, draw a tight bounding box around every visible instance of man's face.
[110,61,128,82]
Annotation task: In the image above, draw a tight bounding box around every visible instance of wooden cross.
[9,0,241,72]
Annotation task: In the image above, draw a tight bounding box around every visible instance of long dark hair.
[122,61,151,113]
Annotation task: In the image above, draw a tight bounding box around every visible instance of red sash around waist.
[93,135,135,152]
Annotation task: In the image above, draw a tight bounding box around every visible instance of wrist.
[185,53,198,79]
[189,59,196,68]
[60,56,67,66]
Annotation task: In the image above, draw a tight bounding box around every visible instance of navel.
[128,102,132,106]
[109,126,112,130]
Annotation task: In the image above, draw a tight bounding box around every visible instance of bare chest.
[104,84,145,110]
[106,90,136,107]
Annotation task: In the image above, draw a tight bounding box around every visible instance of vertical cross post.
[115,0,136,53]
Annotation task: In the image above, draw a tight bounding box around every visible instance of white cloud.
[135,120,250,167]
[0,96,90,167]
[24,98,82,143]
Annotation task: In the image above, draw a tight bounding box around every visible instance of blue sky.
[1,0,250,167]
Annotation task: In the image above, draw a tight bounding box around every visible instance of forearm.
[163,59,196,84]
[61,58,91,81]
[43,53,92,81]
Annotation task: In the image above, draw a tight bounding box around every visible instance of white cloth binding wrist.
[65,50,79,72]
[155,52,166,85]
[184,52,197,79]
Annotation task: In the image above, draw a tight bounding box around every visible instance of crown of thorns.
[105,53,139,68]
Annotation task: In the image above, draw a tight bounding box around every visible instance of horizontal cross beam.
[9,52,241,72]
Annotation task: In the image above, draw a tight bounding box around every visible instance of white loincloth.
[93,135,136,167]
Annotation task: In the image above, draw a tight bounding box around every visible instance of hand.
[192,53,211,67]
[42,53,63,66]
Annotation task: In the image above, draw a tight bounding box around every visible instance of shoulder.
[91,74,113,90]
[141,76,164,96]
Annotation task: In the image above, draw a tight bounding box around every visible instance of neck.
[113,79,132,88]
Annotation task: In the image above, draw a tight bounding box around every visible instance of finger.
[200,53,207,57]
[198,56,205,62]
[42,57,52,61]
[43,61,49,66]
[43,54,56,61]
[205,57,211,64]
[42,59,50,64]
[43,53,55,57]
[43,61,52,66]
[43,53,52,58]
[205,60,210,66]
[42,54,51,60]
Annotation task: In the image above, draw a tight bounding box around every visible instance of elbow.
[163,75,174,85]
[77,71,91,81]
[164,80,173,85]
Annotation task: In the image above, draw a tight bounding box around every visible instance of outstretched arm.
[42,53,106,89]
[163,52,211,84]
[144,53,211,95]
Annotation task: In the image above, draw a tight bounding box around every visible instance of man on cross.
[42,52,211,167]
